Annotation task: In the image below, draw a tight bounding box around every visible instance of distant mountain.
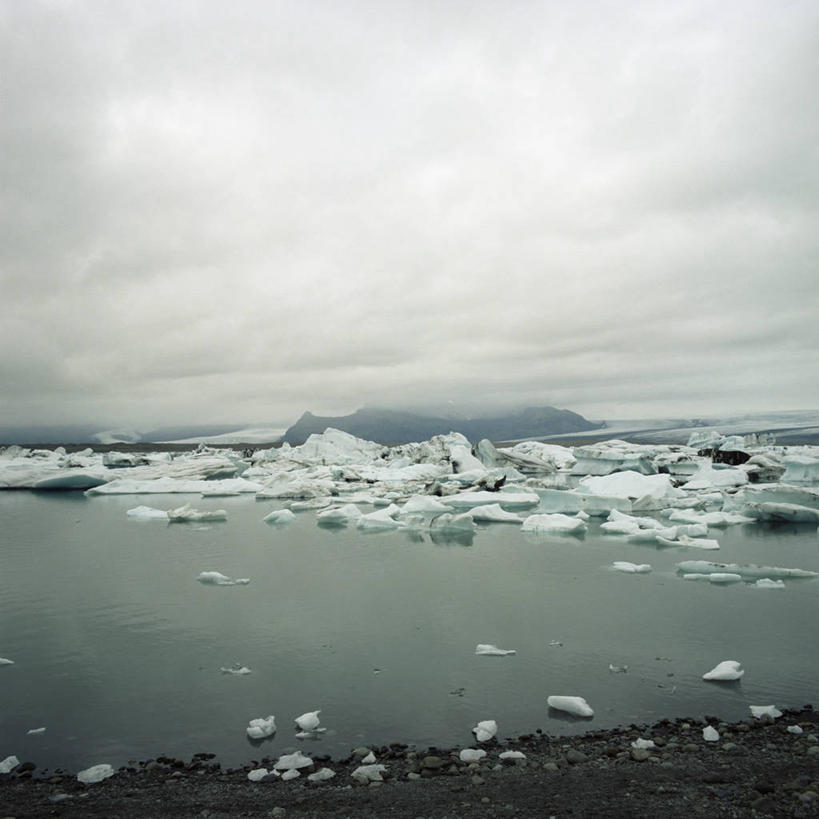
[279,406,602,445]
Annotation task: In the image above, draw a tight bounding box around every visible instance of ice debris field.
[1,427,818,776]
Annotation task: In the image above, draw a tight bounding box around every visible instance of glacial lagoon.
[1,484,817,772]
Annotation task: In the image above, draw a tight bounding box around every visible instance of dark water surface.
[1,490,817,771]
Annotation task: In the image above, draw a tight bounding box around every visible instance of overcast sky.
[2,0,817,430]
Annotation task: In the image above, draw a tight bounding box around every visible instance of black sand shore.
[2,708,818,818]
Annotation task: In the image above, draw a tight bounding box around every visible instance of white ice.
[702,660,744,681]
[167,503,227,522]
[0,756,19,773]
[678,560,818,580]
[247,768,271,781]
[247,715,277,739]
[352,764,387,782]
[499,750,527,760]
[445,490,540,510]
[26,727,46,735]
[787,725,804,734]
[631,738,656,749]
[466,504,523,523]
[743,502,819,524]
[754,578,786,589]
[547,695,594,717]
[356,505,403,530]
[220,664,252,675]
[308,767,336,782]
[197,571,250,586]
[274,751,313,770]
[475,644,516,656]
[577,471,683,500]
[77,763,115,784]
[703,726,720,742]
[521,513,587,534]
[749,705,782,719]
[459,748,487,762]
[612,561,652,574]
[0,657,14,665]
[472,719,498,742]
[294,710,322,732]
[263,509,296,525]
[316,503,364,525]
[281,768,300,780]
[126,505,168,520]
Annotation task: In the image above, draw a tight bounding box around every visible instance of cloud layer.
[2,0,817,427]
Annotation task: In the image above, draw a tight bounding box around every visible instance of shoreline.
[2,707,817,817]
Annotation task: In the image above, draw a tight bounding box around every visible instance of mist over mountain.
[279,406,601,445]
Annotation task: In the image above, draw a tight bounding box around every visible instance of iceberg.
[467,503,523,523]
[472,719,498,742]
[316,503,364,525]
[77,763,115,784]
[445,490,540,510]
[27,727,46,735]
[570,442,656,476]
[612,561,651,574]
[702,660,744,681]
[754,578,785,589]
[167,503,227,522]
[475,644,516,656]
[294,710,322,732]
[356,505,403,530]
[499,750,526,760]
[263,509,296,525]
[273,751,313,770]
[247,715,277,740]
[781,454,819,483]
[677,560,818,580]
[351,764,387,782]
[521,513,587,534]
[547,695,594,717]
[577,471,682,500]
[0,657,14,665]
[682,464,748,490]
[743,502,819,524]
[126,505,169,520]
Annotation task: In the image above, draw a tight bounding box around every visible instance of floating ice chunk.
[429,512,475,533]
[126,505,168,520]
[475,644,516,656]
[703,726,720,742]
[754,578,785,589]
[445,491,540,510]
[683,465,748,490]
[705,573,743,584]
[247,768,270,781]
[547,696,594,717]
[472,720,498,742]
[168,503,227,522]
[459,748,487,762]
[360,751,376,764]
[781,454,819,483]
[601,519,641,536]
[27,727,46,735]
[612,561,651,574]
[467,504,523,523]
[521,513,587,534]
[77,763,115,784]
[281,768,300,780]
[676,535,720,550]
[0,657,14,665]
[352,764,387,782]
[668,510,754,527]
[263,509,296,525]
[316,503,364,525]
[247,715,277,739]
[788,725,804,734]
[703,660,744,681]
[499,750,527,760]
[749,705,782,719]
[0,755,19,773]
[577,471,682,500]
[608,663,628,673]
[288,497,332,511]
[274,751,313,771]
[308,767,336,782]
[220,664,252,675]
[743,502,819,524]
[677,560,818,580]
[402,495,454,515]
[356,505,403,530]
[197,571,249,586]
[631,738,655,749]
[295,710,322,732]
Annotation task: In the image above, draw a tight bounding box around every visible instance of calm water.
[1,490,817,772]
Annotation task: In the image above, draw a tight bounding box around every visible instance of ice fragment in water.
[521,513,587,534]
[263,509,296,525]
[294,710,322,732]
[197,571,249,586]
[475,644,516,656]
[0,657,14,665]
[749,705,782,719]
[220,664,252,675]
[246,715,276,739]
[27,727,46,735]
[274,751,313,770]
[472,719,498,742]
[702,660,744,681]
[612,561,651,574]
[754,578,785,589]
[0,755,19,773]
[547,696,594,717]
[703,726,719,742]
[126,505,168,519]
[167,503,227,522]
[77,763,115,784]
[459,748,486,762]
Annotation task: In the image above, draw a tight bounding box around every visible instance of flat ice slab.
[612,561,651,574]
[521,513,587,534]
[547,695,594,717]
[197,571,250,586]
[475,643,516,656]
[750,704,782,719]
[77,763,115,784]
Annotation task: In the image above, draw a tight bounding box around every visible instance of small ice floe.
[247,767,272,781]
[356,505,403,530]
[459,748,487,762]
[316,503,363,526]
[703,726,720,742]
[788,725,804,735]
[246,715,277,740]
[274,751,313,772]
[682,572,743,584]
[676,535,720,550]
[702,660,744,681]
[749,705,782,719]
[307,767,336,782]
[499,750,526,761]
[27,727,46,735]
[352,764,387,783]
[77,763,115,784]
[472,720,498,742]
[294,710,323,733]
[548,639,563,647]
[0,657,14,666]
[197,571,250,586]
[475,644,516,656]
[547,696,594,717]
[754,578,786,590]
[631,738,655,750]
[608,664,628,674]
[467,503,523,524]
[263,509,296,525]
[677,560,818,580]
[612,561,651,574]
[220,664,252,675]
[168,503,227,522]
[0,755,19,773]
[126,505,168,520]
[521,513,587,534]
[360,751,376,764]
